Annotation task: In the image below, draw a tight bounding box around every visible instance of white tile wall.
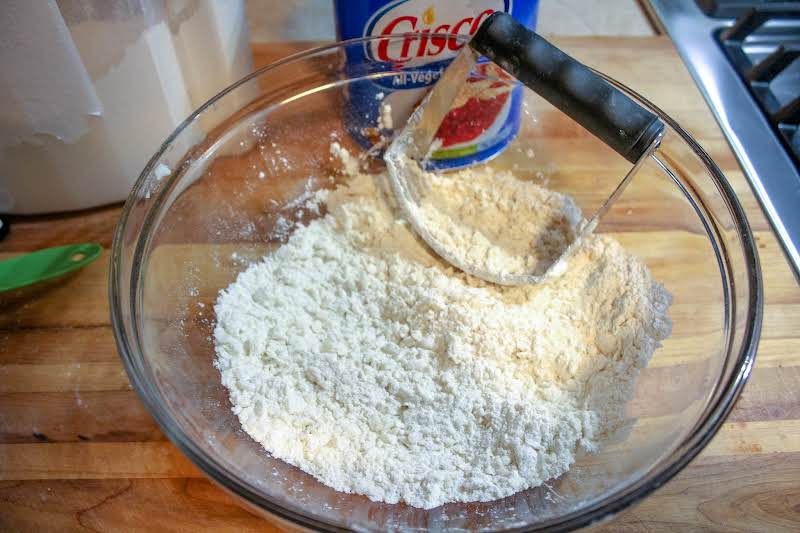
[245,0,653,42]
[538,0,653,36]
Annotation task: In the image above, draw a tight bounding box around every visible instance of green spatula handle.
[0,243,102,292]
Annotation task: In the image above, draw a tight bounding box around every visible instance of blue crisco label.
[334,0,539,169]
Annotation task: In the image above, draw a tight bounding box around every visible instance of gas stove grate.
[698,0,793,18]
[719,4,800,166]
[649,0,800,281]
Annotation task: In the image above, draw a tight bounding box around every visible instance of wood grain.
[0,479,282,533]
[0,38,798,532]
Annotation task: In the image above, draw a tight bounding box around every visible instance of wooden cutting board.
[1,38,798,532]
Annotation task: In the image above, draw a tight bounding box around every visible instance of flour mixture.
[213,145,672,509]
[403,156,583,279]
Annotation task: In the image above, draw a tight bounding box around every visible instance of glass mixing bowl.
[110,36,762,531]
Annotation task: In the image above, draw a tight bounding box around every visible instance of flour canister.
[333,0,539,169]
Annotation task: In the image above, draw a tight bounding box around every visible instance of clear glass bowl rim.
[109,34,764,532]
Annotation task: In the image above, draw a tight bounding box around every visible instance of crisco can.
[334,0,539,169]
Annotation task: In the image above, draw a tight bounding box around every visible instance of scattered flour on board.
[213,144,672,509]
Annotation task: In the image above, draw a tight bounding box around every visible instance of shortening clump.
[213,145,672,509]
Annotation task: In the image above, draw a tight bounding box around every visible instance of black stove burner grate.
[718,4,800,166]
[698,0,795,18]
[651,0,800,280]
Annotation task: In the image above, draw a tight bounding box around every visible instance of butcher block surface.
[1,39,799,532]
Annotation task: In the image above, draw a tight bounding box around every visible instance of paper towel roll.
[0,0,254,214]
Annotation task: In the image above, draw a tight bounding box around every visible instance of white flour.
[412,161,582,278]
[213,147,672,509]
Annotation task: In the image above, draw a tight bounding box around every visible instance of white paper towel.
[0,0,254,214]
[0,0,102,148]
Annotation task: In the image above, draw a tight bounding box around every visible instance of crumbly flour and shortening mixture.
[396,155,583,279]
[213,145,672,509]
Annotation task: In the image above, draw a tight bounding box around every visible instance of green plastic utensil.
[0,243,102,293]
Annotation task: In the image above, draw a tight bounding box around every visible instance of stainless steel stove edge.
[648,0,800,282]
